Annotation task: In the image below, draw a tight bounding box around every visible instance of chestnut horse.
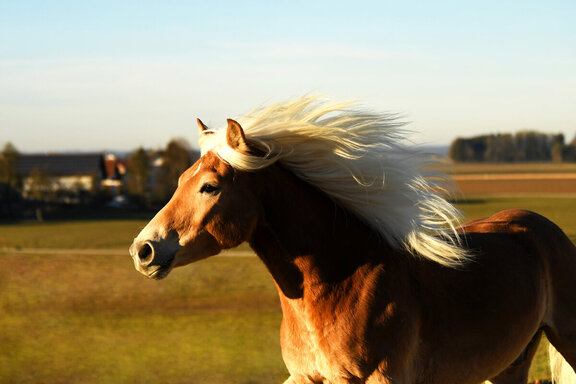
[130,97,576,384]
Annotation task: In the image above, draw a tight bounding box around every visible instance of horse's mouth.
[147,263,173,280]
[130,239,181,280]
[131,252,175,280]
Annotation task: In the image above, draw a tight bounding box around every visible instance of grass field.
[0,252,286,384]
[1,196,575,383]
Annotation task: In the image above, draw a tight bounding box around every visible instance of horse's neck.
[248,165,392,300]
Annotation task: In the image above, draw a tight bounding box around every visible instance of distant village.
[0,139,200,220]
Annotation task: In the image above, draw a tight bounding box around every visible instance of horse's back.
[460,209,569,239]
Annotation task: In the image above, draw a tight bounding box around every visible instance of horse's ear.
[197,118,212,135]
[226,119,250,153]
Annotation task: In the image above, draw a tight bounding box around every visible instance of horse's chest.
[279,303,375,382]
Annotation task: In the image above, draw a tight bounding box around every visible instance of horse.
[130,96,576,384]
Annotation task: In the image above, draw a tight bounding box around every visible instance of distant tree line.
[449,131,576,163]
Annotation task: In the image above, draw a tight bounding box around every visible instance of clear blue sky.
[1,0,575,152]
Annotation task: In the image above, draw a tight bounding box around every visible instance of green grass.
[1,196,575,383]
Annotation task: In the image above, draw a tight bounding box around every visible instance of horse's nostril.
[138,242,154,264]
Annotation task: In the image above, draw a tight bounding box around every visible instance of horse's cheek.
[205,212,256,249]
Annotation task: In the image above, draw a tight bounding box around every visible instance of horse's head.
[129,119,261,279]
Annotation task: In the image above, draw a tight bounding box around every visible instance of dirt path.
[0,247,256,257]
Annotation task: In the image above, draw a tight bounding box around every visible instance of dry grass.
[453,176,576,196]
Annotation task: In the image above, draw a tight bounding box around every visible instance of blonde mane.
[200,96,469,267]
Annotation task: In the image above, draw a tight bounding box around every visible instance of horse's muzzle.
[129,240,176,280]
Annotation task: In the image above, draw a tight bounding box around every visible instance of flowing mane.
[200,96,468,267]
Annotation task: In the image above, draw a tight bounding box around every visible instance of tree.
[551,134,565,163]
[515,131,552,162]
[26,168,54,222]
[0,143,22,219]
[448,138,466,162]
[127,147,151,198]
[0,142,19,188]
[564,134,576,162]
[499,134,515,162]
[482,134,515,162]
[155,138,193,202]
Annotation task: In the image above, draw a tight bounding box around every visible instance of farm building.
[16,153,125,203]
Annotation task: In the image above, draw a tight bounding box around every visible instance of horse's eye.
[199,183,220,195]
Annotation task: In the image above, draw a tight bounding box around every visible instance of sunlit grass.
[0,252,287,384]
[2,310,285,384]
[0,220,148,249]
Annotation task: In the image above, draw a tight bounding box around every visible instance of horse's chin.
[132,252,176,280]
[147,264,174,280]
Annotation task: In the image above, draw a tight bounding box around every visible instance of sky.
[1,0,575,153]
